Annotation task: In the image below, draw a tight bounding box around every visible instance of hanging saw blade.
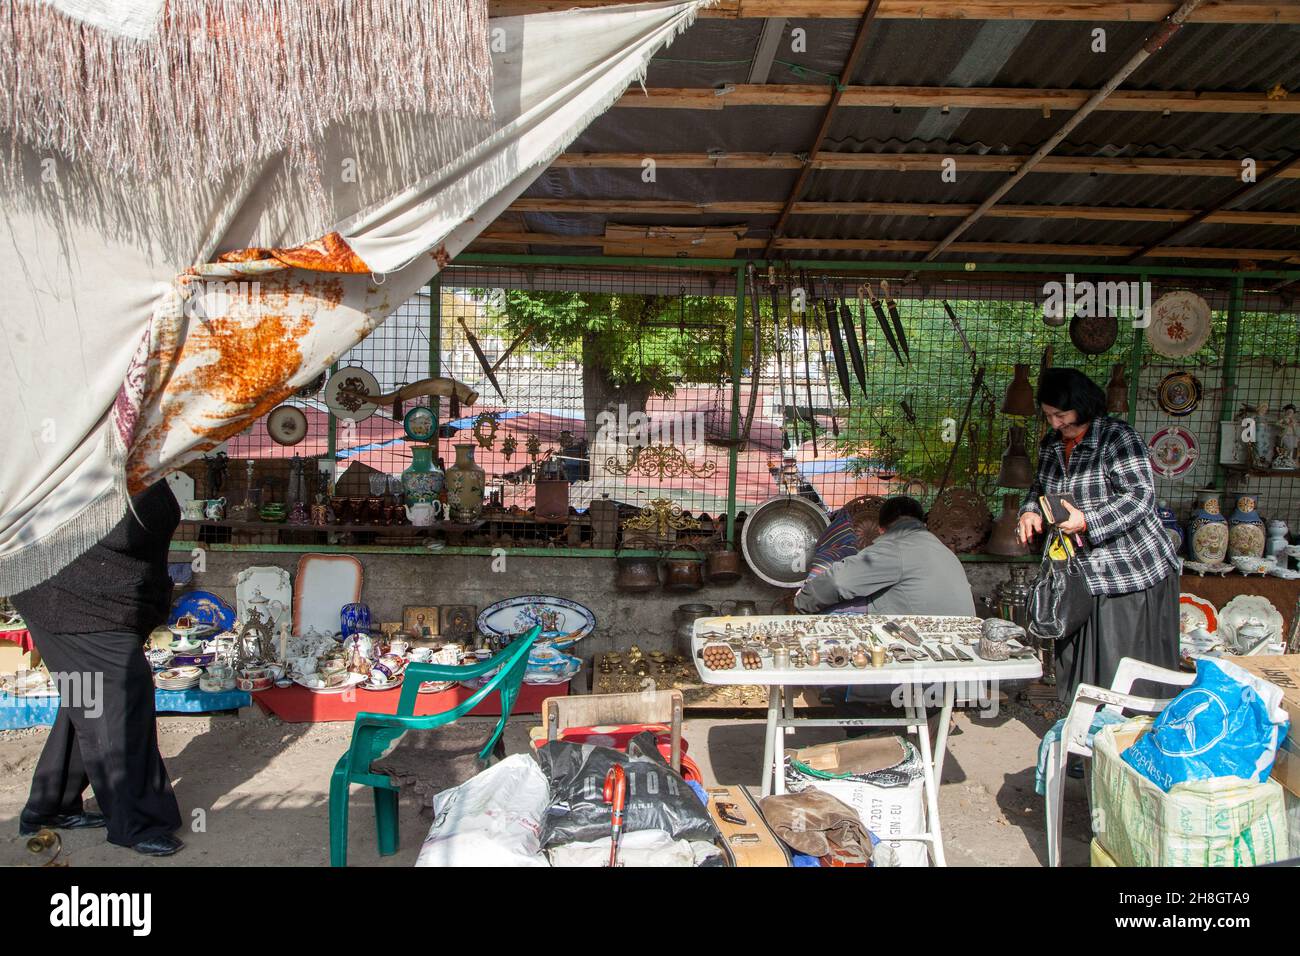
[864,283,904,365]
[797,265,840,437]
[457,316,505,400]
[880,280,909,363]
[769,275,792,452]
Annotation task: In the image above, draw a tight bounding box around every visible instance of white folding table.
[691,614,1042,866]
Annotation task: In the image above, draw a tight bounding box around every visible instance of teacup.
[408,647,432,663]
[205,497,227,520]
[183,500,207,521]
[389,639,410,658]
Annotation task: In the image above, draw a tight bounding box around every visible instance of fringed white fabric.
[0,0,492,190]
[0,1,707,596]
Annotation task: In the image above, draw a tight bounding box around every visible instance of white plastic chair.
[1043,657,1194,867]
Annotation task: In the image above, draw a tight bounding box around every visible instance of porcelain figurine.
[1265,519,1290,563]
[1274,404,1299,471]
[1249,404,1277,470]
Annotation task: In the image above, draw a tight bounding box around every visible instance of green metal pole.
[1125,274,1146,426]
[325,360,339,493]
[726,265,746,546]
[1215,276,1245,489]
[429,277,442,434]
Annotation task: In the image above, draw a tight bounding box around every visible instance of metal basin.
[740,495,830,588]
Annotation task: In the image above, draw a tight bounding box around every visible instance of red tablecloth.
[0,628,34,653]
[253,680,569,723]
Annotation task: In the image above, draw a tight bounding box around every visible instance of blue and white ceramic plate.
[168,591,236,632]
[475,595,595,649]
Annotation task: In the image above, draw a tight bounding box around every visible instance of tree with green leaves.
[482,290,741,443]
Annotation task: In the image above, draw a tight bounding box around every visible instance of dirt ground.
[0,698,1093,867]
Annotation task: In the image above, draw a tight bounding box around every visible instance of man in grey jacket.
[794,497,975,616]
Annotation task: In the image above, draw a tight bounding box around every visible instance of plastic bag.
[534,731,720,848]
[1122,658,1291,792]
[416,755,550,867]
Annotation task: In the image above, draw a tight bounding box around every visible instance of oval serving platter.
[475,595,595,649]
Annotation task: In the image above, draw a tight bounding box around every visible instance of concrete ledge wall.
[176,550,1020,659]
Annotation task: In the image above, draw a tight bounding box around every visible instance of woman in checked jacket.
[1017,368,1181,707]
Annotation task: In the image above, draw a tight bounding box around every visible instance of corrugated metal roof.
[501,15,1300,267]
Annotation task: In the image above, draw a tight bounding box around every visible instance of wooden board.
[705,785,791,867]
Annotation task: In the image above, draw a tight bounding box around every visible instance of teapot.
[405,500,445,527]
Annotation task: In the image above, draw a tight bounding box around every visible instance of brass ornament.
[501,435,518,460]
[622,497,701,538]
[605,442,717,481]
[471,412,499,449]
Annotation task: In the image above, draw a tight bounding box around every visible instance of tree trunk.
[582,332,652,446]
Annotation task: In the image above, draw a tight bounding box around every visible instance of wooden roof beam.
[489,2,1300,25]
[471,230,1300,262]
[552,152,1300,178]
[616,85,1300,114]
[507,197,1300,226]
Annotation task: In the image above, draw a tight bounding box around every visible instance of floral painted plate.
[1178,593,1218,635]
[1146,291,1211,358]
[1148,426,1198,479]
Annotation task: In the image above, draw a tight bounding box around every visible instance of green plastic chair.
[328,624,542,867]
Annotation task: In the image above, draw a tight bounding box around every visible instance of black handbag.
[1026,529,1093,641]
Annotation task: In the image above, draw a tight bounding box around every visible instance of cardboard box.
[1225,654,1300,796]
[0,641,39,674]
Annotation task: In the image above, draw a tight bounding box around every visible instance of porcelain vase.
[401,444,444,504]
[1228,494,1266,559]
[445,443,486,522]
[1187,490,1228,565]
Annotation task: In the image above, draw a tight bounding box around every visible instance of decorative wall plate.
[403,405,437,442]
[1178,593,1218,635]
[1146,291,1211,358]
[295,370,328,399]
[1147,425,1198,479]
[267,405,309,446]
[1156,371,1202,417]
[324,366,380,424]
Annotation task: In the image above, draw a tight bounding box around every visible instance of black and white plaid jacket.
[1019,415,1179,596]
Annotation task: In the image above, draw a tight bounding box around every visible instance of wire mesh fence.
[196,260,1300,552]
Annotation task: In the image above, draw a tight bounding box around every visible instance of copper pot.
[615,552,660,592]
[706,544,742,584]
[663,543,705,592]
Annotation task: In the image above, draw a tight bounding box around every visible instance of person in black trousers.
[10,480,185,856]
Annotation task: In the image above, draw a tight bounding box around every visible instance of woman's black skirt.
[1055,570,1181,702]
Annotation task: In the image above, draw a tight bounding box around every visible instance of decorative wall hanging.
[1147,291,1212,358]
[501,435,518,460]
[606,443,717,481]
[1068,311,1119,355]
[1148,425,1199,479]
[403,406,437,443]
[623,498,701,539]
[266,405,308,446]
[472,412,500,449]
[1156,371,1202,417]
[325,366,381,424]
